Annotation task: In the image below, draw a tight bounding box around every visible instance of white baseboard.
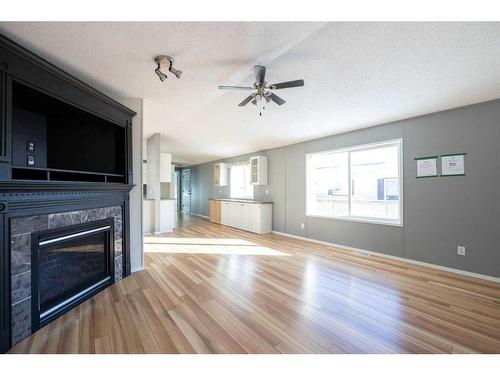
[189,213,209,219]
[144,229,174,235]
[271,230,500,284]
[131,266,144,273]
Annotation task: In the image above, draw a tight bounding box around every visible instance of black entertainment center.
[0,33,136,352]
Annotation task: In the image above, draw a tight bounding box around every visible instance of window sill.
[306,214,403,227]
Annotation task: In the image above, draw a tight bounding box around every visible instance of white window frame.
[306,139,403,227]
[230,163,254,200]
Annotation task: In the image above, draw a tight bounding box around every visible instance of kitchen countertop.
[209,198,273,204]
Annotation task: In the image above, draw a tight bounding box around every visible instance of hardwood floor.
[9,214,500,354]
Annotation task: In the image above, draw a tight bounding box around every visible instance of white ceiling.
[1,22,500,165]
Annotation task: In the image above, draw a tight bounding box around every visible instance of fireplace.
[8,206,124,345]
[0,32,134,353]
[31,218,114,329]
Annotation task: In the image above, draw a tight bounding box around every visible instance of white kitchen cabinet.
[250,156,268,185]
[159,199,175,232]
[143,199,155,234]
[237,202,251,230]
[234,203,244,229]
[248,204,263,233]
[214,162,228,186]
[219,200,272,234]
[220,201,232,226]
[160,153,172,182]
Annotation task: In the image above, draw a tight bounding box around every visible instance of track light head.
[169,65,182,79]
[155,64,168,82]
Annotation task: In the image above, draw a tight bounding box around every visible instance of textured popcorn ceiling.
[1,22,500,164]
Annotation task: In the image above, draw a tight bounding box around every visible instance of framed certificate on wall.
[415,156,438,178]
[441,153,466,176]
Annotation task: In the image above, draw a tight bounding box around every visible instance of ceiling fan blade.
[270,79,304,89]
[238,95,255,107]
[254,65,266,84]
[218,85,254,90]
[270,93,286,105]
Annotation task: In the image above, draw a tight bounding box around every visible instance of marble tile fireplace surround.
[10,205,124,345]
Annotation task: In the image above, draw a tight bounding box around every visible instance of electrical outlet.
[457,246,466,256]
[265,189,269,195]
[300,223,305,229]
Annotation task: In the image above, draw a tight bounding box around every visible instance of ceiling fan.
[218,65,304,115]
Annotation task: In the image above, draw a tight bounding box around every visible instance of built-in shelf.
[10,80,127,185]
[11,166,125,184]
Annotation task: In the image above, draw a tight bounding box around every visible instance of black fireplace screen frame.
[30,218,115,331]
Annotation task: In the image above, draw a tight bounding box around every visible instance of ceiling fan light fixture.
[217,64,303,114]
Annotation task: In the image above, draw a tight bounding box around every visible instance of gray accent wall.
[187,99,500,278]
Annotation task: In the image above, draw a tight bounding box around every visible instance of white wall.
[146,133,162,232]
[114,97,144,273]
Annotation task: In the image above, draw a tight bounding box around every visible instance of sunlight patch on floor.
[144,237,256,246]
[144,237,289,256]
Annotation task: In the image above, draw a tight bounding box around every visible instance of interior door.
[181,169,191,213]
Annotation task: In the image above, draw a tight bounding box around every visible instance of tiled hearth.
[10,206,124,345]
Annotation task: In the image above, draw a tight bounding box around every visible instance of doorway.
[181,169,191,213]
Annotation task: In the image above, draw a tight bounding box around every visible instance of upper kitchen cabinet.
[214,162,228,186]
[250,156,268,185]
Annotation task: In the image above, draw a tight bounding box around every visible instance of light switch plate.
[27,140,35,152]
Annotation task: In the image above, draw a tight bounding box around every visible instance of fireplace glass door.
[33,219,114,326]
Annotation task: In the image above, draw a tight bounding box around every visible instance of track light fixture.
[154,55,182,81]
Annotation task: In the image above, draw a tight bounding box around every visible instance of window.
[230,163,254,199]
[306,140,402,225]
